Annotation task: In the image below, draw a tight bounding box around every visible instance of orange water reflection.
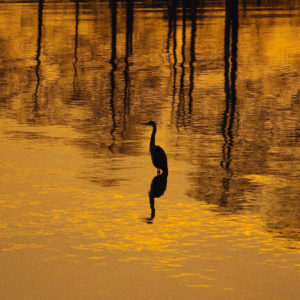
[0,1,300,299]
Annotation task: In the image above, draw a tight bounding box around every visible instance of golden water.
[0,1,299,299]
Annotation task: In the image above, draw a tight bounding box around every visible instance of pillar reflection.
[188,0,197,119]
[169,1,197,130]
[167,0,178,53]
[169,0,178,117]
[109,0,117,151]
[73,0,79,97]
[122,0,134,138]
[34,0,44,114]
[176,0,187,130]
[220,0,239,206]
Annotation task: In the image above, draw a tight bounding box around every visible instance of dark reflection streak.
[73,0,79,94]
[171,0,178,115]
[166,3,171,52]
[167,0,177,53]
[221,6,231,169]
[144,173,168,224]
[109,0,117,149]
[34,0,44,113]
[126,0,133,56]
[188,0,197,119]
[221,0,239,206]
[176,2,187,130]
[122,0,133,138]
[228,0,238,170]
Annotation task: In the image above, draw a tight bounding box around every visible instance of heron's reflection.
[144,173,168,224]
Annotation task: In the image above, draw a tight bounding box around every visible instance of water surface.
[0,1,300,299]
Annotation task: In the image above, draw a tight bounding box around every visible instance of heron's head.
[143,121,156,127]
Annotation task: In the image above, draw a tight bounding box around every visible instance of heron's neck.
[150,125,156,148]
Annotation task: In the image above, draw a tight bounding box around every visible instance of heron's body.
[150,145,168,174]
[144,121,168,175]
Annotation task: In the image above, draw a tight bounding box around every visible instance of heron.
[143,121,168,175]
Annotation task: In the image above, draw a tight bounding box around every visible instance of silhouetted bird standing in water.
[143,121,168,175]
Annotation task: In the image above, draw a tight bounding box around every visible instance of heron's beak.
[142,122,149,126]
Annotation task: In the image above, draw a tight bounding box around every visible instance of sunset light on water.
[0,1,300,299]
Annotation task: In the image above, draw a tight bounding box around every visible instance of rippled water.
[0,1,300,299]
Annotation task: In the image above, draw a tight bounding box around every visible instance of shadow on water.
[33,0,44,115]
[220,0,239,208]
[144,173,168,224]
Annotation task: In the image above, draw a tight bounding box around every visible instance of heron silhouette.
[143,121,168,175]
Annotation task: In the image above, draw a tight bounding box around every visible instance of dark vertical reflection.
[34,0,44,113]
[188,0,197,119]
[122,0,134,137]
[109,0,117,148]
[126,0,133,56]
[176,0,187,129]
[167,0,177,53]
[73,0,79,96]
[144,173,168,224]
[170,0,178,114]
[221,0,239,206]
